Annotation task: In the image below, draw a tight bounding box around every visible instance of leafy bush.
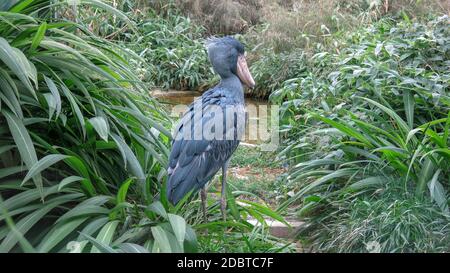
[0,0,201,253]
[102,3,213,91]
[244,0,448,99]
[275,16,450,252]
[133,10,213,90]
[248,49,309,98]
[69,0,214,91]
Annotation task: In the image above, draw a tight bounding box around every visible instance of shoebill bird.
[166,37,255,220]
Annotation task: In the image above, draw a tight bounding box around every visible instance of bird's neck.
[218,74,244,102]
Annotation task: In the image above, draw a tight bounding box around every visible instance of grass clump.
[301,181,450,253]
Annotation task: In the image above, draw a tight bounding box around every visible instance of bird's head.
[206,36,255,89]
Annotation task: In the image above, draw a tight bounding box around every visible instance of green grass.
[299,181,450,253]
[229,146,281,169]
[198,228,295,253]
[226,146,287,207]
[227,166,281,207]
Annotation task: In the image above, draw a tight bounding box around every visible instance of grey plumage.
[167,85,244,204]
[167,36,249,205]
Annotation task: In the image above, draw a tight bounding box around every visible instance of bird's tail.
[166,160,201,205]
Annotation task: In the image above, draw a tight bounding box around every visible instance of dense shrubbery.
[246,0,448,98]
[274,16,450,252]
[0,1,290,253]
[301,180,450,252]
[149,0,263,35]
[73,0,214,91]
[1,0,449,253]
[129,7,213,90]
[246,50,308,98]
[0,0,186,253]
[66,0,448,95]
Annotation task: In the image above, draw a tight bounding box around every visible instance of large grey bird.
[166,37,255,220]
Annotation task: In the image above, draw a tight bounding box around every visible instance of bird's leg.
[200,187,208,223]
[221,161,229,221]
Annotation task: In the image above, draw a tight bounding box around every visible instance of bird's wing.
[167,89,244,204]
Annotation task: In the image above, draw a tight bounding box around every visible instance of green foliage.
[0,0,199,253]
[132,9,213,90]
[245,0,447,98]
[3,0,447,253]
[198,227,294,253]
[300,181,450,253]
[276,16,450,252]
[249,50,309,98]
[67,0,214,91]
[229,146,280,169]
[0,2,292,253]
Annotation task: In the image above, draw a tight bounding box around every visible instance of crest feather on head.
[205,36,244,55]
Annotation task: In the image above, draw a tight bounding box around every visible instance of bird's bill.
[237,55,255,89]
